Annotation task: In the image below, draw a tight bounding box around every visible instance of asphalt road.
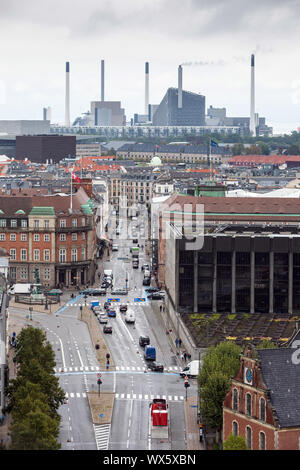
[8,215,197,450]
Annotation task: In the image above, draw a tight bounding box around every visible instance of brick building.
[0,187,97,288]
[223,341,300,450]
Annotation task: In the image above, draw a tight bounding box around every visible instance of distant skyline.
[0,0,300,134]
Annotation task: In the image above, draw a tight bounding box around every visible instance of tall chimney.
[250,54,255,135]
[178,65,183,109]
[145,62,149,115]
[65,61,70,127]
[101,59,105,102]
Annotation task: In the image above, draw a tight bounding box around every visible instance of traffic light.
[97,379,102,385]
[184,377,190,388]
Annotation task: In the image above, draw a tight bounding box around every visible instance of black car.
[132,261,139,269]
[133,239,138,244]
[104,301,111,310]
[147,362,164,372]
[119,303,128,312]
[139,335,150,347]
[145,287,159,293]
[103,325,113,334]
[143,276,151,286]
[101,281,110,289]
[147,293,164,300]
[81,288,95,295]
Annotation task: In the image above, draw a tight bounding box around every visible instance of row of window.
[0,218,86,228]
[233,388,266,422]
[232,421,266,450]
[10,248,86,262]
[0,233,86,242]
[10,266,51,281]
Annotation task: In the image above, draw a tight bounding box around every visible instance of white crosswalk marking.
[168,395,172,401]
[94,424,111,450]
[76,393,80,398]
[70,393,74,398]
[139,394,143,399]
[144,394,148,400]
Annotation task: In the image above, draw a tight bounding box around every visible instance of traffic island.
[87,391,115,425]
[79,306,115,370]
[184,395,202,450]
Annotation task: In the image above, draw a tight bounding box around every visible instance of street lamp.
[29,306,33,321]
[44,291,48,310]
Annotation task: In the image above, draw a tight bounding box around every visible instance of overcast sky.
[0,0,300,133]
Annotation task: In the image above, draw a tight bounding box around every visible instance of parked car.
[103,325,113,334]
[147,293,165,300]
[147,362,164,372]
[112,244,119,251]
[143,276,151,286]
[142,264,150,271]
[111,288,128,296]
[107,309,117,317]
[139,335,150,347]
[119,303,128,312]
[145,287,159,293]
[132,260,139,269]
[144,269,150,278]
[98,313,109,324]
[133,239,138,244]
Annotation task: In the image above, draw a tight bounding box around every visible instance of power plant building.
[152,88,205,126]
[91,101,126,126]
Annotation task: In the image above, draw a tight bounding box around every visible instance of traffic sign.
[108,298,120,302]
[184,375,189,381]
[134,298,146,302]
[97,373,102,378]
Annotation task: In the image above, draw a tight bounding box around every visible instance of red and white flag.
[69,169,81,182]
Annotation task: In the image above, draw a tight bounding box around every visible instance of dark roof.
[258,348,300,428]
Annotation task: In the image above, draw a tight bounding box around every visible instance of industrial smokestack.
[101,59,105,102]
[145,62,149,115]
[178,65,183,109]
[65,61,70,127]
[250,54,255,135]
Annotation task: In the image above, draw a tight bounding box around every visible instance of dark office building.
[16,135,76,163]
[0,138,16,158]
[152,88,205,126]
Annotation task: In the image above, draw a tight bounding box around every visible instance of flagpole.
[209,138,212,183]
[70,168,73,212]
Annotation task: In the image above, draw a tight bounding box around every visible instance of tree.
[223,433,248,450]
[198,342,241,435]
[257,339,277,349]
[231,143,245,155]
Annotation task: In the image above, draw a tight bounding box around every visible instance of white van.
[104,270,113,278]
[125,310,135,324]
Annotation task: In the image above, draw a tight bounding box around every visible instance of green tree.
[257,339,277,349]
[200,371,229,429]
[231,143,245,155]
[223,433,248,450]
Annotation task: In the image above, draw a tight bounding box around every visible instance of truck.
[144,345,156,361]
[149,398,169,439]
[180,360,201,378]
[8,283,33,295]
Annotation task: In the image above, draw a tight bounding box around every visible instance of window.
[259,432,266,450]
[10,219,17,228]
[81,232,86,240]
[21,234,27,242]
[60,219,66,228]
[72,233,77,241]
[246,393,252,416]
[44,267,51,280]
[72,218,77,227]
[9,266,16,279]
[10,249,16,260]
[71,249,77,262]
[233,388,238,412]
[59,249,66,263]
[0,219,6,228]
[0,234,5,241]
[81,218,85,226]
[10,234,16,241]
[44,234,50,242]
[232,421,238,437]
[34,234,40,242]
[81,247,85,260]
[60,234,66,241]
[246,426,252,449]
[21,249,27,261]
[260,397,266,422]
[44,220,50,229]
[34,220,39,229]
[33,249,40,261]
[20,267,28,280]
[44,250,50,261]
[21,219,27,228]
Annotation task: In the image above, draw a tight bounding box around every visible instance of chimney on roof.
[145,62,149,115]
[178,65,183,109]
[65,61,70,127]
[250,54,255,135]
[101,59,105,102]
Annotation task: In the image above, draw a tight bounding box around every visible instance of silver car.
[98,313,109,324]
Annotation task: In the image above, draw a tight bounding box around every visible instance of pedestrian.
[175,338,179,348]
[187,353,191,361]
[183,351,187,362]
[160,305,162,312]
[106,360,110,370]
[179,338,182,348]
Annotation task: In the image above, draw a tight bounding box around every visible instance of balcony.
[57,225,93,233]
